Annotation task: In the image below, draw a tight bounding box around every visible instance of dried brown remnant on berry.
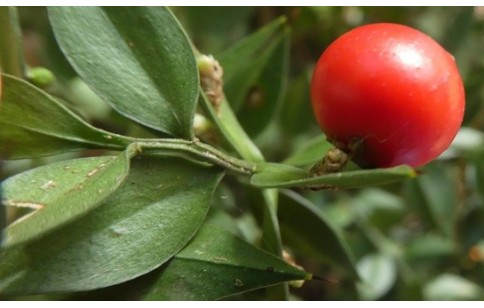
[309,148,349,177]
[197,54,224,113]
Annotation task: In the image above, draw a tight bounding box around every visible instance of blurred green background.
[2,7,484,300]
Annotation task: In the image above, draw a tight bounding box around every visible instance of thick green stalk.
[0,7,25,77]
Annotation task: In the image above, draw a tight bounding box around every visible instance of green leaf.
[351,188,405,231]
[142,224,308,300]
[405,233,455,261]
[279,190,359,279]
[423,273,483,300]
[356,253,397,300]
[217,17,288,112]
[48,7,198,139]
[279,69,314,137]
[235,27,291,137]
[0,157,223,295]
[0,74,129,159]
[251,163,417,189]
[1,146,136,247]
[283,135,333,167]
[407,163,458,237]
[441,127,484,159]
[174,7,254,54]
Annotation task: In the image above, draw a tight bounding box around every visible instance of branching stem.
[132,139,257,175]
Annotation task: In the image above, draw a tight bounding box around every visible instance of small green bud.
[27,67,55,87]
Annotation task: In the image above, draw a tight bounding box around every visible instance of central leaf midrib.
[100,8,184,134]
[175,255,304,277]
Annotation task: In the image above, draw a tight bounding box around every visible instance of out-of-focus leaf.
[0,157,223,295]
[283,135,333,167]
[405,233,455,261]
[2,145,135,247]
[279,69,315,137]
[174,7,254,53]
[236,27,290,137]
[356,253,397,300]
[217,17,288,112]
[351,188,405,230]
[409,163,458,237]
[279,189,359,279]
[49,7,198,139]
[142,224,308,300]
[0,74,129,159]
[440,127,484,160]
[251,163,416,189]
[423,273,483,300]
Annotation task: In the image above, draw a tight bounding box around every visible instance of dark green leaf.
[235,27,290,137]
[411,163,458,237]
[279,69,314,137]
[356,253,397,300]
[49,7,198,139]
[279,190,359,279]
[217,17,288,111]
[143,224,308,300]
[0,74,129,159]
[1,146,136,247]
[0,157,223,294]
[251,163,417,189]
[405,233,455,261]
[174,7,254,54]
[283,135,333,167]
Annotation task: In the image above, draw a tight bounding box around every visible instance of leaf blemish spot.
[2,199,45,210]
[212,256,228,263]
[234,278,244,287]
[109,226,128,236]
[41,180,56,190]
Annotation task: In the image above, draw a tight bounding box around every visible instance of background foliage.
[0,7,483,300]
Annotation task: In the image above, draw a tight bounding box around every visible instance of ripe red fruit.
[311,23,465,168]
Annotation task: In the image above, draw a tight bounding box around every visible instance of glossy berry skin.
[311,23,465,168]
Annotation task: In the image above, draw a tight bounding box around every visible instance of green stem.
[132,139,257,175]
[0,7,25,77]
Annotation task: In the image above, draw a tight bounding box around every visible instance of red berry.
[311,23,465,168]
